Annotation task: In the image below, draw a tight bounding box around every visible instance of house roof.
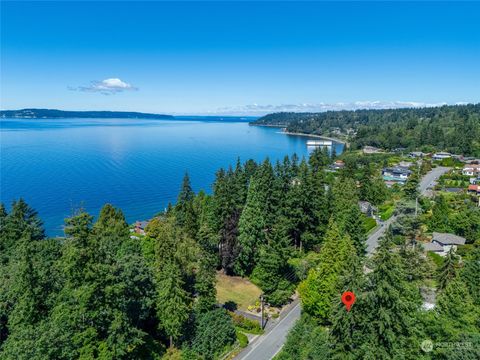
[136,220,149,229]
[383,167,412,175]
[463,165,480,172]
[432,232,466,245]
[423,242,443,252]
[468,184,478,191]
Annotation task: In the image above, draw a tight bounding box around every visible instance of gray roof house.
[358,200,376,217]
[432,232,466,246]
[424,232,467,257]
[422,242,443,253]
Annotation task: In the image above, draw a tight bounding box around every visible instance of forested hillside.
[253,104,480,156]
[0,109,174,119]
[1,148,479,359]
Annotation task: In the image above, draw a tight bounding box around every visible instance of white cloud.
[214,101,451,115]
[70,78,138,95]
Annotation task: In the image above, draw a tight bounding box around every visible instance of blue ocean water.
[0,118,343,236]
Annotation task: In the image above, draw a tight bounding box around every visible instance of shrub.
[427,251,444,268]
[229,312,263,334]
[266,288,292,307]
[236,331,248,348]
[192,309,236,360]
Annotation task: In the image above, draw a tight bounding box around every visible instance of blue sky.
[1,1,479,115]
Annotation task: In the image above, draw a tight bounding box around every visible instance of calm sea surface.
[0,118,343,236]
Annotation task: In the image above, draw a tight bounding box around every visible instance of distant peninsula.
[0,108,174,120]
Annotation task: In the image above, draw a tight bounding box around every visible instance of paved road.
[235,301,301,360]
[235,166,450,359]
[366,214,397,254]
[366,166,450,255]
[419,166,450,195]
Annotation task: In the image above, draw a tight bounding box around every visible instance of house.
[468,184,480,196]
[358,201,376,217]
[363,146,383,154]
[444,187,463,193]
[470,176,480,185]
[432,152,451,161]
[409,151,425,158]
[464,159,480,165]
[423,241,444,255]
[428,232,466,256]
[398,161,413,169]
[330,160,345,170]
[382,167,412,183]
[462,164,480,176]
[134,220,149,235]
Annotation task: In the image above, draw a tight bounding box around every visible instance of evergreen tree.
[193,191,219,258]
[93,204,129,262]
[437,247,458,291]
[436,276,478,336]
[429,195,451,232]
[359,229,420,359]
[235,177,266,276]
[328,252,365,359]
[194,252,217,313]
[309,147,330,172]
[251,223,295,306]
[343,204,367,256]
[332,177,359,227]
[299,219,355,321]
[156,261,190,348]
[1,199,45,260]
[47,208,154,359]
[191,309,236,360]
[175,173,197,238]
[255,159,275,227]
[0,204,8,263]
[461,246,480,305]
[403,170,419,200]
[213,168,241,274]
[283,160,310,250]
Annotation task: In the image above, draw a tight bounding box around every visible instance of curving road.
[366,166,449,254]
[234,166,450,360]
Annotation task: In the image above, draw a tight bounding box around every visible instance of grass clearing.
[379,202,395,220]
[363,216,377,233]
[216,273,262,311]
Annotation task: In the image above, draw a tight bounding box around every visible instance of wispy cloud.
[69,78,138,95]
[214,101,452,115]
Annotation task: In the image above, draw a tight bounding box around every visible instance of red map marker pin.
[341,291,356,311]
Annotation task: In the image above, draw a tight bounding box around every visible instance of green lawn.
[216,273,262,311]
[379,202,395,220]
[363,216,377,233]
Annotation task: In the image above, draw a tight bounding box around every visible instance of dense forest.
[253,104,480,157]
[1,148,479,359]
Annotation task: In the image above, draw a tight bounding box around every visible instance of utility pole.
[260,294,265,329]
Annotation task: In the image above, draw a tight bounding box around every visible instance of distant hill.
[252,103,480,156]
[0,108,174,120]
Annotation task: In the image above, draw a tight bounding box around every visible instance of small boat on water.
[306,140,332,146]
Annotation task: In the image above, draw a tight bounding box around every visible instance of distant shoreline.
[251,123,347,144]
[282,131,347,145]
